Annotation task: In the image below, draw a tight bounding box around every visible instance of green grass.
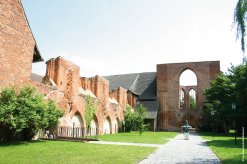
[0,140,155,164]
[200,133,247,164]
[98,131,178,144]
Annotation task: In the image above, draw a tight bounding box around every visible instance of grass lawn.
[0,140,155,164]
[200,133,246,164]
[97,131,178,144]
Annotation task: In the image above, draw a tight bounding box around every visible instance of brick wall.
[157,61,220,131]
[0,0,36,88]
[44,57,125,135]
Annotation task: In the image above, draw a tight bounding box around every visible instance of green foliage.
[189,96,196,109]
[203,73,235,133]
[234,0,247,53]
[85,95,96,131]
[202,63,247,133]
[228,63,247,130]
[0,86,63,142]
[124,104,148,135]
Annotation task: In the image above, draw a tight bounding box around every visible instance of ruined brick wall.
[44,57,84,127]
[111,87,128,110]
[127,91,137,108]
[0,0,36,88]
[45,57,81,100]
[45,57,126,134]
[92,75,109,109]
[157,61,220,131]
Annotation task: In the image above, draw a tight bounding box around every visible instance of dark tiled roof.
[138,100,159,119]
[33,45,43,63]
[31,73,43,83]
[104,73,140,92]
[138,79,157,100]
[104,72,156,96]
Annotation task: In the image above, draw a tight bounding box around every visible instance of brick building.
[0,0,43,89]
[1,0,221,134]
[105,61,220,131]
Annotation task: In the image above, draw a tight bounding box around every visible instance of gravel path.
[139,133,221,164]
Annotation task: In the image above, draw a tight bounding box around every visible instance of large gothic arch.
[157,61,220,131]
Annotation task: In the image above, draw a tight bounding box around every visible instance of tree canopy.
[0,86,63,142]
[202,63,247,133]
[234,0,247,53]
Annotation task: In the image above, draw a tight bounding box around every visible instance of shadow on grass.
[221,156,245,164]
[0,140,46,147]
[200,133,246,164]
[206,139,245,149]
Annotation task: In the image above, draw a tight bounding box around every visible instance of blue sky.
[22,0,243,78]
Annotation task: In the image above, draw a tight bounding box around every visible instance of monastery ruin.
[0,0,220,135]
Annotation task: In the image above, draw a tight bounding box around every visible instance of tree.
[0,85,63,142]
[85,95,97,134]
[124,104,148,135]
[202,63,247,133]
[228,63,247,130]
[202,73,235,133]
[234,0,247,53]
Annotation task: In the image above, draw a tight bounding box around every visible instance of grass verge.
[97,131,178,144]
[200,133,246,164]
[0,140,155,164]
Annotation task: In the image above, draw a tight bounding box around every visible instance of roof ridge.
[129,74,139,91]
[104,72,156,77]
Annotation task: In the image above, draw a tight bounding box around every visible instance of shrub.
[0,85,63,142]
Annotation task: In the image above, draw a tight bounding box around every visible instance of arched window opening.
[114,117,120,134]
[179,69,197,86]
[90,115,98,136]
[180,89,185,110]
[103,117,112,134]
[69,112,84,128]
[179,69,197,110]
[189,89,196,109]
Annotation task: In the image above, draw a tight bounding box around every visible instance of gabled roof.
[104,72,156,96]
[138,79,157,100]
[138,100,159,119]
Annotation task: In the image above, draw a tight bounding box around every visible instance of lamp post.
[211,110,215,139]
[232,103,237,145]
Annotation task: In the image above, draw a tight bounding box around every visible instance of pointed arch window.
[179,69,198,110]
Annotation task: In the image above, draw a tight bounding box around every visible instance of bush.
[124,104,148,135]
[0,85,63,142]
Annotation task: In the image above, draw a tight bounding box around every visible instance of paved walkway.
[88,140,162,147]
[139,133,221,164]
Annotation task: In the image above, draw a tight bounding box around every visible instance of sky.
[22,0,244,81]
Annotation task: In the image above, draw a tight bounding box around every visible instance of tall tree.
[234,0,247,62]
[203,73,235,133]
[234,0,247,52]
[228,63,247,129]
